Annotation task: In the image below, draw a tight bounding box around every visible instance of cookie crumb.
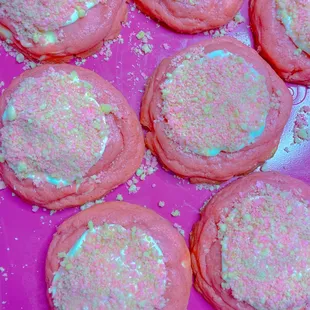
[32,205,39,212]
[171,209,181,217]
[116,194,123,201]
[173,223,185,236]
[158,201,165,208]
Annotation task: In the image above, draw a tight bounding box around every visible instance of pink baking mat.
[0,1,309,309]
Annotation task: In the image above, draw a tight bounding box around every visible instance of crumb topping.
[276,0,310,55]
[219,181,310,309]
[159,50,274,157]
[0,0,107,46]
[50,223,167,309]
[0,68,109,187]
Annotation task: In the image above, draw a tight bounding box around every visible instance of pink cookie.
[46,201,192,309]
[0,64,144,210]
[134,0,243,34]
[190,171,310,309]
[250,0,310,86]
[0,0,128,62]
[141,37,292,184]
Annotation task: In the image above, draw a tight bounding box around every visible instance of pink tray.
[0,1,309,309]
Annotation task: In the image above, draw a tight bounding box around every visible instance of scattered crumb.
[80,198,104,211]
[284,147,290,153]
[116,194,123,201]
[0,40,38,70]
[158,201,165,208]
[173,223,185,236]
[16,53,25,63]
[200,199,212,213]
[171,209,181,217]
[32,205,39,212]
[126,149,158,194]
[75,58,87,66]
[131,31,153,56]
[141,44,153,54]
[293,106,310,144]
[196,183,220,191]
[136,31,145,40]
[162,43,170,50]
[128,183,139,194]
[0,179,6,190]
[50,210,57,216]
[204,12,245,38]
[97,35,124,61]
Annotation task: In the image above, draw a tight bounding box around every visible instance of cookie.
[0,64,144,209]
[46,201,192,309]
[134,0,243,34]
[250,0,310,86]
[0,0,128,62]
[190,171,310,309]
[141,37,292,183]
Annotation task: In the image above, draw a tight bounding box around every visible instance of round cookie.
[190,171,310,309]
[250,0,310,86]
[46,201,192,309]
[141,37,292,184]
[0,0,128,62]
[0,64,144,210]
[134,0,243,34]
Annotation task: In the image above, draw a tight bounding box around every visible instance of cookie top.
[190,172,310,310]
[275,0,309,55]
[219,179,310,309]
[141,37,292,183]
[0,0,128,61]
[0,64,144,209]
[46,202,192,309]
[160,50,271,157]
[1,68,109,187]
[51,223,167,309]
[0,0,104,47]
[250,0,310,85]
[134,0,243,34]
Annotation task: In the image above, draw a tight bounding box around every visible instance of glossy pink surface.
[0,1,309,309]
